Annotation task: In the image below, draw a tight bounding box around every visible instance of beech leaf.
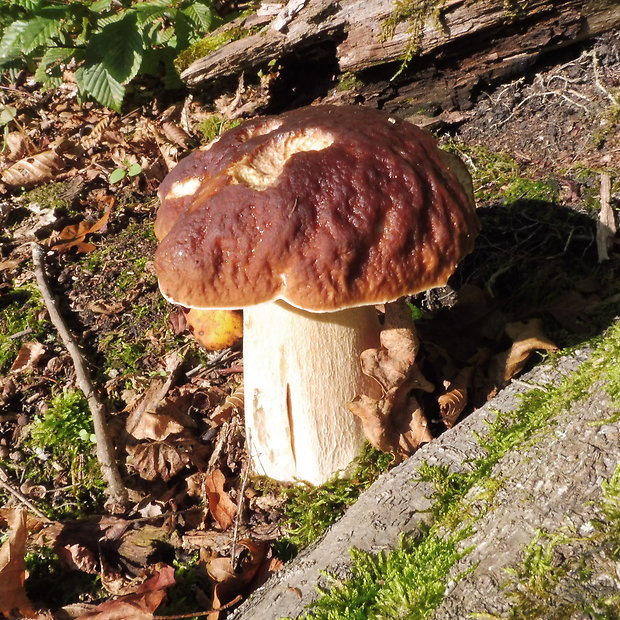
[51,198,114,253]
[0,509,35,617]
[205,469,237,531]
[185,308,243,350]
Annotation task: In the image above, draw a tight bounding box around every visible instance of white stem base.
[243,301,381,485]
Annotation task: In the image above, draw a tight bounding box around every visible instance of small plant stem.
[31,243,128,509]
[0,465,52,522]
[231,451,250,568]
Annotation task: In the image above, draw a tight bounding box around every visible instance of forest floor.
[0,25,618,620]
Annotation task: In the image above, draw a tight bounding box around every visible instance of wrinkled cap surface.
[154,105,479,312]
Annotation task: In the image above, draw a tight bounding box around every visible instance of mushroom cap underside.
[154,105,479,312]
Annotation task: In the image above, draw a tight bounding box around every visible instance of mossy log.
[182,0,620,112]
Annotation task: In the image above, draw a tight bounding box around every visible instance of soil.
[0,22,618,619]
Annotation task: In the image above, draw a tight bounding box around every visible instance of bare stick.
[31,243,128,509]
[0,464,52,522]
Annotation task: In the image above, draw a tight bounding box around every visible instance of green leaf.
[109,167,127,184]
[88,10,143,84]
[0,19,29,60]
[127,163,142,177]
[75,62,125,111]
[183,3,213,32]
[133,0,171,24]
[34,46,74,88]
[89,0,113,11]
[17,16,62,54]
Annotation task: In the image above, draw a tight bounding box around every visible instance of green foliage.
[442,142,560,206]
[305,528,471,620]
[196,113,241,143]
[276,445,392,556]
[26,388,105,515]
[0,0,220,111]
[25,546,103,608]
[0,283,48,373]
[109,160,142,184]
[174,24,247,74]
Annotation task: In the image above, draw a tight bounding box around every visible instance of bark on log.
[182,0,620,112]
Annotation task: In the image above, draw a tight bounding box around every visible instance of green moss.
[25,546,103,608]
[381,0,446,69]
[306,321,620,619]
[196,114,241,143]
[305,527,472,620]
[442,142,560,206]
[336,72,363,93]
[22,181,76,212]
[24,389,105,517]
[272,444,392,558]
[0,283,49,372]
[174,25,256,74]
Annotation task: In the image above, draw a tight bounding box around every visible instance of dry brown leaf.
[438,364,475,429]
[127,411,185,442]
[185,308,243,350]
[204,539,268,620]
[77,564,175,620]
[126,441,189,481]
[161,121,192,148]
[501,318,559,383]
[1,148,65,187]
[205,469,237,530]
[10,341,46,374]
[51,197,113,253]
[56,543,98,574]
[349,300,434,461]
[5,131,28,160]
[0,509,35,617]
[211,385,244,425]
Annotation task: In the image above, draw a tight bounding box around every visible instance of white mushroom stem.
[243,300,382,485]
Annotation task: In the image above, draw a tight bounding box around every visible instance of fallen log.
[182,0,620,113]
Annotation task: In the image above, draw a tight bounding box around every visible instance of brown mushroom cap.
[154,105,479,312]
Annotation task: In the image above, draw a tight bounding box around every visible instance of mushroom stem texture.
[243,300,381,484]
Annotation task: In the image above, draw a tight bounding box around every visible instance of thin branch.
[31,243,128,509]
[0,465,52,522]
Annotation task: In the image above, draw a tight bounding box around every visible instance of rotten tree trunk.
[183,0,620,111]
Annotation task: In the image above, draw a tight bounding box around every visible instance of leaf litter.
[0,36,619,619]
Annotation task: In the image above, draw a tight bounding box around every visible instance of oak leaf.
[51,198,113,253]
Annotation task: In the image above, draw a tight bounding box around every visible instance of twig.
[31,243,128,509]
[0,464,53,522]
[231,450,251,569]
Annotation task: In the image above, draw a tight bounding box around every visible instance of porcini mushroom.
[154,105,478,485]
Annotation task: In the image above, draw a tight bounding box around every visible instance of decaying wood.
[183,0,620,114]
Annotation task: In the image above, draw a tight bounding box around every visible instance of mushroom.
[154,105,478,485]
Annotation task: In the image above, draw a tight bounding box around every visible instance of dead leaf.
[5,131,28,160]
[51,197,113,253]
[161,122,191,148]
[438,364,475,429]
[0,509,35,617]
[501,318,559,383]
[205,469,237,530]
[204,539,268,619]
[10,341,46,374]
[211,385,244,425]
[349,300,434,462]
[56,543,99,574]
[77,564,175,620]
[126,441,189,481]
[185,308,243,350]
[1,148,65,187]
